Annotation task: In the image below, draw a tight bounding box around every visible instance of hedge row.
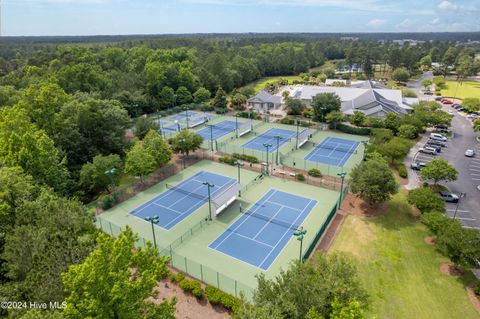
[219,156,237,166]
[170,273,242,311]
[279,118,311,127]
[232,153,259,164]
[331,123,371,136]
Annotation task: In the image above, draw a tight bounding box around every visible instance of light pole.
[175,120,181,132]
[337,172,347,208]
[293,227,307,264]
[203,182,215,221]
[145,215,159,249]
[235,161,244,197]
[209,125,214,151]
[320,106,326,123]
[263,143,272,175]
[104,168,117,194]
[453,193,466,220]
[184,107,190,128]
[235,113,239,138]
[295,119,300,149]
[273,135,282,166]
[179,138,186,169]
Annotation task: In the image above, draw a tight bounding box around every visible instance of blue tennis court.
[209,189,317,270]
[129,171,236,230]
[159,121,180,138]
[242,128,295,153]
[196,120,237,140]
[305,136,360,167]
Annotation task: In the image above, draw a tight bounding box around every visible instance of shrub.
[296,173,305,181]
[170,272,185,283]
[98,194,116,209]
[232,153,258,163]
[200,105,214,112]
[474,283,480,296]
[407,188,445,213]
[219,156,237,166]
[279,118,310,127]
[307,168,322,177]
[397,163,408,178]
[205,286,240,312]
[420,211,453,235]
[332,123,371,136]
[179,278,203,298]
[397,124,417,139]
[237,111,261,120]
[402,89,417,98]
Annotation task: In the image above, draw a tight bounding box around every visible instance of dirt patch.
[317,212,345,252]
[341,193,389,217]
[424,236,436,245]
[466,284,480,313]
[439,262,465,277]
[153,278,231,319]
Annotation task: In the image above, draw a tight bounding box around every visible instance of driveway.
[405,105,480,229]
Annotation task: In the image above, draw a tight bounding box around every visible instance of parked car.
[467,114,479,119]
[427,139,446,147]
[425,143,442,153]
[411,162,426,170]
[419,146,437,155]
[453,105,465,111]
[435,124,449,130]
[430,133,447,142]
[439,191,459,203]
[423,91,433,95]
[435,96,443,101]
[447,110,454,116]
[465,149,475,157]
[441,99,453,105]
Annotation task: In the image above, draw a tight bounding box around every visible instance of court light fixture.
[145,215,160,249]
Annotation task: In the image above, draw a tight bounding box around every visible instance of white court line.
[470,173,480,176]
[253,206,286,241]
[446,209,469,213]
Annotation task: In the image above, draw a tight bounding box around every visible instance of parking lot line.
[463,226,480,230]
[446,209,470,213]
[472,178,480,181]
[469,168,480,172]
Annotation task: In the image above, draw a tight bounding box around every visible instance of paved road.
[407,71,433,90]
[406,105,480,229]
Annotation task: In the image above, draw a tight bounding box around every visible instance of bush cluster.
[474,283,480,296]
[332,123,371,136]
[232,153,258,163]
[179,278,203,298]
[279,118,310,127]
[237,111,261,120]
[307,168,322,177]
[219,156,237,166]
[407,187,445,213]
[204,286,241,312]
[296,173,305,181]
[396,163,408,178]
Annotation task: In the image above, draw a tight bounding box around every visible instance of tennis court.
[159,121,180,138]
[196,120,237,140]
[129,171,237,230]
[242,128,296,153]
[209,189,317,270]
[304,137,360,167]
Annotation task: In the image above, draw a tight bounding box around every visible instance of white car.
[430,133,447,142]
[447,110,454,116]
[419,146,437,155]
[465,149,475,157]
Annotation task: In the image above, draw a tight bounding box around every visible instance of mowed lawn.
[330,194,480,319]
[249,75,304,92]
[441,81,480,100]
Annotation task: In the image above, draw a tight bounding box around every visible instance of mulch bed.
[316,212,345,252]
[439,262,465,277]
[424,236,436,245]
[466,284,480,313]
[341,193,389,217]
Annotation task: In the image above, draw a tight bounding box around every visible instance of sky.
[3,0,480,36]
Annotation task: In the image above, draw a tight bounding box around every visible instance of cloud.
[396,18,415,29]
[430,18,440,24]
[366,19,386,27]
[438,0,457,11]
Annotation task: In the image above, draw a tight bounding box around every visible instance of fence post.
[99,218,103,231]
[184,257,188,272]
[235,280,238,297]
[216,272,220,288]
[108,221,113,237]
[200,264,204,281]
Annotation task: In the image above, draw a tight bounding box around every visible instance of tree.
[253,253,368,319]
[383,113,402,133]
[134,116,160,140]
[231,93,247,111]
[350,159,398,204]
[441,47,457,76]
[124,142,156,183]
[311,93,341,122]
[325,111,344,130]
[421,79,433,91]
[176,86,193,105]
[371,128,393,145]
[0,108,70,193]
[3,190,96,305]
[456,54,477,84]
[62,227,176,319]
[377,137,412,164]
[286,98,305,116]
[474,118,480,132]
[79,154,123,195]
[169,130,203,156]
[436,220,480,268]
[193,87,211,104]
[392,67,410,83]
[462,98,480,113]
[397,124,417,139]
[433,76,446,90]
[158,86,175,109]
[212,87,227,109]
[407,187,445,213]
[143,129,171,167]
[419,55,432,69]
[421,158,457,185]
[350,111,366,127]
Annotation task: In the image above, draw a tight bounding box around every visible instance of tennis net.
[165,184,208,201]
[316,143,358,154]
[256,131,295,141]
[242,206,301,231]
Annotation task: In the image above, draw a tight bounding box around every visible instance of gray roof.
[247,90,282,104]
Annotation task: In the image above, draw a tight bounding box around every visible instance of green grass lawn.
[441,81,480,100]
[330,194,480,319]
[246,75,304,92]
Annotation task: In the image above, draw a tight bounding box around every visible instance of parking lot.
[406,104,480,229]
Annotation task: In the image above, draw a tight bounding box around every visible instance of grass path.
[330,194,480,319]
[441,81,480,100]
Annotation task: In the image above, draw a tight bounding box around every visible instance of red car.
[441,99,453,105]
